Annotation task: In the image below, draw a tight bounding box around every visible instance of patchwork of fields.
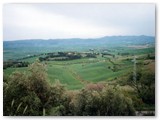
[3,36,155,90]
[4,47,155,90]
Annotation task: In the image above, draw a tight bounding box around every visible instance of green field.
[4,49,154,90]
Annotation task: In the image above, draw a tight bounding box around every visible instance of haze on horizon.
[3,4,155,41]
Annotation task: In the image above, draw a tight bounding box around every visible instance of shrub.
[73,85,135,116]
[3,61,66,116]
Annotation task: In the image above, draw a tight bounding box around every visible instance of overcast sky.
[3,4,155,41]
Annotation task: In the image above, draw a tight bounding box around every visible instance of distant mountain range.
[3,35,155,60]
[4,35,155,42]
[4,35,155,49]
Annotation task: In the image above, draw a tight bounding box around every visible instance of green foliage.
[3,61,66,116]
[73,85,135,116]
[127,70,155,105]
[4,70,42,116]
[139,72,155,104]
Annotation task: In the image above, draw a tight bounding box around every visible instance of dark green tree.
[3,61,66,116]
[128,71,155,104]
[73,85,135,116]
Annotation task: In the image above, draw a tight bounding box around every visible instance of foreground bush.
[3,61,66,116]
[73,85,135,116]
[128,70,155,105]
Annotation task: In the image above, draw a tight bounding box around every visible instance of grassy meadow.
[4,46,155,90]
